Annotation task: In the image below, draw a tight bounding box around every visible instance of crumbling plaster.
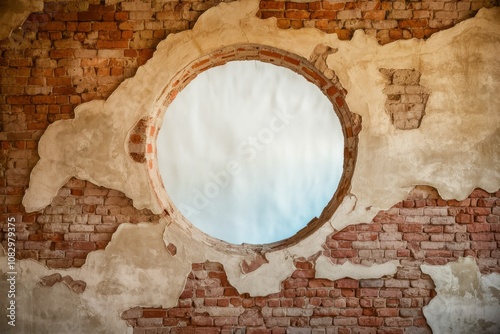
[0,0,43,40]
[1,0,498,333]
[422,257,500,334]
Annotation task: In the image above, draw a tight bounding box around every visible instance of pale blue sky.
[157,61,343,245]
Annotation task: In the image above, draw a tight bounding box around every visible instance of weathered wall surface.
[0,0,499,333]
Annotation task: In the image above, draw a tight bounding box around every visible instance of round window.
[156,60,344,245]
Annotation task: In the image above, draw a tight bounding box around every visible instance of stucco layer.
[422,257,500,334]
[0,0,43,40]
[6,0,500,333]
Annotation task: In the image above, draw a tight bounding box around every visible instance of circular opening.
[157,60,344,245]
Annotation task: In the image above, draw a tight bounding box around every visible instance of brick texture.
[380,68,429,130]
[121,186,499,333]
[1,177,159,268]
[0,0,234,263]
[0,1,499,331]
[258,0,498,44]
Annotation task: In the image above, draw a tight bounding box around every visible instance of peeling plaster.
[422,257,500,334]
[0,0,43,40]
[315,257,400,281]
[8,0,500,332]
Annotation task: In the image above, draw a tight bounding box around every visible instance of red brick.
[261,1,285,10]
[93,22,118,31]
[470,232,494,241]
[331,249,358,258]
[467,223,490,233]
[284,278,308,289]
[399,19,429,28]
[40,21,66,31]
[78,11,102,21]
[471,241,497,250]
[359,316,384,326]
[425,250,453,257]
[311,11,337,20]
[335,278,359,289]
[73,242,96,250]
[363,10,386,20]
[285,10,311,19]
[399,224,422,233]
[359,288,379,297]
[377,308,399,317]
[142,309,166,318]
[96,40,129,49]
[332,231,358,240]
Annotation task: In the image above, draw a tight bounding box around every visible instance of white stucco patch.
[315,256,400,281]
[422,257,500,334]
[0,0,43,40]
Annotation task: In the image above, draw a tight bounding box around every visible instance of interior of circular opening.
[157,60,344,245]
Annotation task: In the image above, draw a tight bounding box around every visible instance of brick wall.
[7,177,159,268]
[258,0,498,44]
[1,1,498,249]
[121,187,499,333]
[0,0,499,332]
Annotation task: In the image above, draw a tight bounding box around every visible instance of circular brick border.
[145,44,360,250]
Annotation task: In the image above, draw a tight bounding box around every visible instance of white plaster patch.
[0,220,190,333]
[0,0,43,40]
[422,257,500,334]
[315,256,400,281]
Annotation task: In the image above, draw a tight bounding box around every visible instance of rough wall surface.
[257,0,498,44]
[0,0,499,333]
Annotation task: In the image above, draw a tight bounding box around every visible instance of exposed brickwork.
[379,68,430,130]
[1,1,497,259]
[258,0,498,44]
[128,117,148,163]
[39,272,87,294]
[0,0,233,229]
[0,177,159,268]
[125,261,434,333]
[325,186,500,274]
[122,187,499,333]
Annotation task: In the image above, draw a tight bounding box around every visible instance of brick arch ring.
[143,44,361,251]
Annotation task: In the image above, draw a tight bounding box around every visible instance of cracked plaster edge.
[1,219,192,333]
[23,1,499,218]
[326,6,500,211]
[18,0,500,295]
[142,4,499,299]
[22,100,162,214]
[0,0,43,40]
[421,257,500,334]
[315,256,401,281]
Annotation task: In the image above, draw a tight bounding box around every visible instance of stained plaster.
[2,0,498,332]
[421,257,500,334]
[0,0,43,40]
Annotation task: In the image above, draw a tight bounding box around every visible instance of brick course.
[121,186,499,333]
[1,177,159,268]
[258,0,498,44]
[0,0,233,261]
